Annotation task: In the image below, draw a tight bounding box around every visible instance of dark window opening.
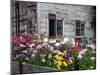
[76,20,85,36]
[49,14,56,38]
[57,20,63,37]
[49,19,56,38]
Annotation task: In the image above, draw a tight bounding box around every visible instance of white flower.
[25,57,29,61]
[20,44,25,47]
[22,50,27,54]
[31,54,35,57]
[29,43,35,48]
[72,39,75,47]
[19,37,23,39]
[90,57,96,61]
[77,54,83,59]
[86,44,96,50]
[55,42,60,46]
[60,41,64,44]
[43,38,48,42]
[16,55,20,58]
[42,58,45,62]
[90,66,93,69]
[48,54,52,57]
[40,54,46,58]
[63,38,68,43]
[33,50,37,53]
[49,40,56,43]
[23,62,26,64]
[91,45,96,50]
[91,51,96,54]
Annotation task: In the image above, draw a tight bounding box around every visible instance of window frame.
[75,20,85,37]
[48,14,64,38]
[56,19,63,37]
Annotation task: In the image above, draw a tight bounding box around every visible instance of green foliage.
[70,50,78,58]
[78,48,96,70]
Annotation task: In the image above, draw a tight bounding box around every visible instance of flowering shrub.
[11,32,96,70]
[78,47,96,70]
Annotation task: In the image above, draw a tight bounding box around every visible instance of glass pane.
[57,20,63,37]
[81,23,85,36]
[76,29,80,36]
[76,20,81,28]
[76,20,81,36]
[81,31,84,35]
[81,23,85,28]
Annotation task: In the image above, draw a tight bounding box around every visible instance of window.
[48,14,63,38]
[76,20,85,36]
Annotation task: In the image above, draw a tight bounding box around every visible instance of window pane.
[81,30,84,35]
[81,23,85,36]
[57,20,63,37]
[76,20,81,28]
[76,20,81,36]
[81,23,85,28]
[76,29,80,36]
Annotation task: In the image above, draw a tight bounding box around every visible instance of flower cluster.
[11,32,96,70]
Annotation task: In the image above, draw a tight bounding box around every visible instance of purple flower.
[67,48,70,56]
[65,48,70,59]
[50,46,54,51]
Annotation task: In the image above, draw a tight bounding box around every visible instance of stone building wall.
[12,1,37,35]
[37,2,96,39]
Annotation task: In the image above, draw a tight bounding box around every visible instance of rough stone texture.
[37,2,95,39]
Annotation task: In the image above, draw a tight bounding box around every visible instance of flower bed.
[11,32,96,73]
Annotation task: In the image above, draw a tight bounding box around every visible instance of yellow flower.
[57,60,62,66]
[68,59,73,65]
[59,56,64,60]
[53,50,57,53]
[54,55,64,61]
[63,61,68,67]
[54,55,59,59]
[63,50,67,55]
[48,54,52,59]
[56,61,62,70]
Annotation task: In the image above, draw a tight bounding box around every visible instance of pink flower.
[26,41,33,45]
[41,42,47,47]
[11,35,17,41]
[12,36,20,44]
[20,33,32,38]
[14,39,20,44]
[36,44,42,49]
[19,38,27,44]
